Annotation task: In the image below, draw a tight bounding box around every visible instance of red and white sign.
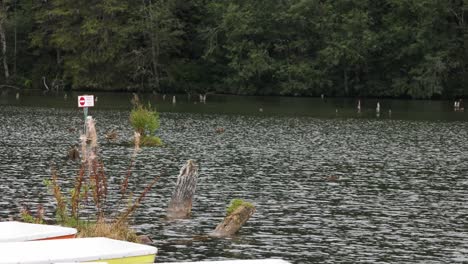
[78,95,94,108]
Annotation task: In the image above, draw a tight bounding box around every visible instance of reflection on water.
[0,94,468,263]
[1,90,468,121]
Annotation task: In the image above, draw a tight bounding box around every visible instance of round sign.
[79,97,85,106]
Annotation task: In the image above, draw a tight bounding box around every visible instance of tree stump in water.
[167,160,199,219]
[67,145,80,161]
[212,199,256,237]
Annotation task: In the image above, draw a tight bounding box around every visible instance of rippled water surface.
[1,93,468,263]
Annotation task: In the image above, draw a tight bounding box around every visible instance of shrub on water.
[130,101,162,147]
[130,103,159,137]
[140,135,163,146]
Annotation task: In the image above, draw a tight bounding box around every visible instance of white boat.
[0,237,157,263]
[0,221,77,242]
[159,260,291,264]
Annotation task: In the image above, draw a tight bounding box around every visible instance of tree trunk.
[150,32,160,92]
[212,204,255,237]
[0,19,9,80]
[146,1,160,93]
[13,0,16,79]
[167,160,199,219]
[343,67,348,95]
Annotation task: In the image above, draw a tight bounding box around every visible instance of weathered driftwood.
[167,160,199,219]
[212,202,256,237]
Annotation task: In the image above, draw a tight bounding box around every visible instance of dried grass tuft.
[77,218,139,242]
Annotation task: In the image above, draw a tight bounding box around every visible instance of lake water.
[0,91,468,263]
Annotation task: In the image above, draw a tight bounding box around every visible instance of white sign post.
[78,95,95,133]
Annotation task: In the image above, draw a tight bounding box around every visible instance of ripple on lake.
[0,106,467,263]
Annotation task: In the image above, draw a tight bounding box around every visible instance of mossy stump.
[167,160,199,219]
[212,200,255,237]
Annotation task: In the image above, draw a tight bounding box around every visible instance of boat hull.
[96,254,156,263]
[0,237,158,263]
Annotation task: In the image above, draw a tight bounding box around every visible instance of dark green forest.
[0,0,467,98]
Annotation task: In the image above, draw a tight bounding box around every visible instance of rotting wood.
[167,160,199,219]
[212,202,255,237]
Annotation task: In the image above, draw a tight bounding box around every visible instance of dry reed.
[18,115,159,242]
[42,116,158,241]
[116,176,160,226]
[77,218,139,242]
[71,164,86,219]
[51,167,67,222]
[120,132,141,198]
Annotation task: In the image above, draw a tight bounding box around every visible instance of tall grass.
[22,116,158,242]
[20,205,44,224]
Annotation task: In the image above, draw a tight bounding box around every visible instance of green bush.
[140,135,163,147]
[130,104,160,137]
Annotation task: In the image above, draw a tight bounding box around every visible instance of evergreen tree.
[0,0,464,98]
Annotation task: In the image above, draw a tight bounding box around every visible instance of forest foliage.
[0,0,467,98]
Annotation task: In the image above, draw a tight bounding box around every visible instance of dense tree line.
[0,0,466,98]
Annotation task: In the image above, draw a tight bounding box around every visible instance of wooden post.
[167,160,199,219]
[212,200,255,237]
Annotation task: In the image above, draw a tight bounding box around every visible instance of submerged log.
[167,160,199,219]
[212,200,255,237]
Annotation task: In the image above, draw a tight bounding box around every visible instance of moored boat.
[0,221,77,242]
[0,237,157,263]
[159,260,291,264]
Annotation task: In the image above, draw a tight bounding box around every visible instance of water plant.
[130,104,159,136]
[139,135,163,147]
[129,97,162,146]
[22,116,159,242]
